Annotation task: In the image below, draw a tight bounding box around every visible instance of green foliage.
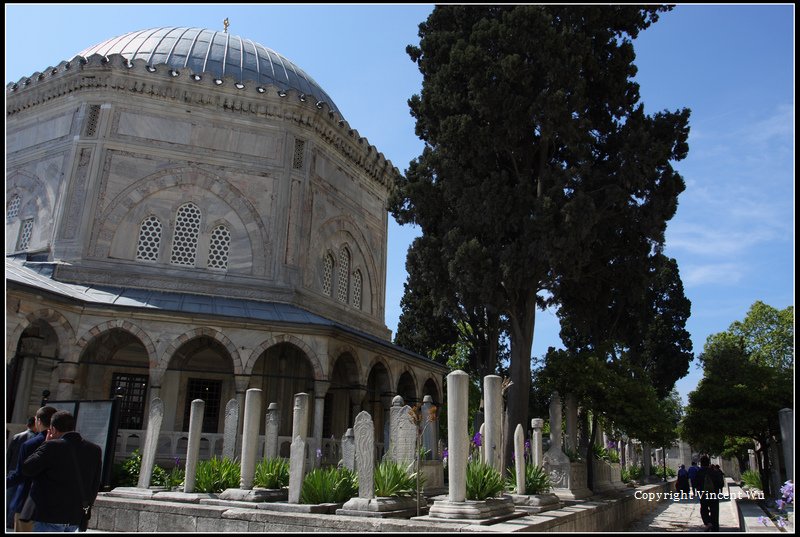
[564,447,583,463]
[151,464,185,489]
[374,460,418,497]
[111,449,142,487]
[300,466,358,504]
[713,301,794,372]
[741,470,763,491]
[194,456,241,493]
[621,465,643,483]
[682,335,792,454]
[650,465,676,478]
[254,457,289,489]
[466,459,505,500]
[506,464,552,495]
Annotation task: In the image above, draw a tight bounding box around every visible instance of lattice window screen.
[337,248,350,303]
[352,270,363,310]
[7,195,21,220]
[322,254,334,296]
[136,216,162,262]
[170,203,201,266]
[208,225,231,270]
[16,219,33,251]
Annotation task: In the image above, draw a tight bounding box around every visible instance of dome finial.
[223,18,229,33]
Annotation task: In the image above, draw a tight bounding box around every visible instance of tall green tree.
[392,5,689,464]
[682,330,792,494]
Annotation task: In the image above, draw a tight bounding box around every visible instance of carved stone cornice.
[7,53,400,192]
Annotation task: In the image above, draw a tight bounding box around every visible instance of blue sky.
[5,5,794,406]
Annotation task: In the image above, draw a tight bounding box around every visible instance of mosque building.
[6,26,446,462]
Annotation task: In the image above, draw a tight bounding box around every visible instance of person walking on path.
[22,410,103,532]
[6,416,36,528]
[6,406,57,533]
[676,464,691,494]
[693,455,725,532]
[687,461,699,497]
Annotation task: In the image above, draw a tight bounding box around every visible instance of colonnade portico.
[6,287,446,465]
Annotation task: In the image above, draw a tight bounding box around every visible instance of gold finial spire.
[223,18,229,33]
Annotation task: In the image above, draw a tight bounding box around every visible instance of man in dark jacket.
[6,406,57,532]
[6,416,36,528]
[693,455,725,531]
[22,410,102,532]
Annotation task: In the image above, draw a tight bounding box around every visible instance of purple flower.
[316,447,323,461]
[472,432,482,447]
[175,457,181,468]
[757,516,769,526]
[776,499,785,510]
[777,517,787,528]
[442,447,448,459]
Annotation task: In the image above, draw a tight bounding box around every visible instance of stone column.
[594,420,603,449]
[222,399,239,460]
[779,408,793,482]
[54,361,79,401]
[11,355,36,423]
[483,375,503,472]
[240,388,263,490]
[137,398,164,488]
[564,393,578,455]
[446,370,469,503]
[264,402,281,460]
[349,386,366,425]
[619,440,626,468]
[531,418,544,468]
[233,375,249,441]
[389,395,416,465]
[748,449,758,472]
[313,381,330,468]
[183,399,205,493]
[514,424,525,495]
[769,440,782,498]
[380,394,392,455]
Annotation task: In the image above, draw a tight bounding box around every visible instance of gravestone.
[423,370,516,522]
[264,402,280,460]
[222,399,239,460]
[514,424,525,495]
[240,388,262,490]
[543,392,591,500]
[779,408,793,482]
[288,435,306,504]
[564,393,578,455]
[531,418,544,469]
[483,375,502,472]
[388,395,416,466]
[183,399,205,493]
[341,428,355,471]
[137,398,164,489]
[421,395,438,460]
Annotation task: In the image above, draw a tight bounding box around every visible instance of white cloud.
[665,222,777,257]
[681,263,745,287]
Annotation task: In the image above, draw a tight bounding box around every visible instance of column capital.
[314,380,331,398]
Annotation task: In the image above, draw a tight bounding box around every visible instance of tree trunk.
[503,300,535,476]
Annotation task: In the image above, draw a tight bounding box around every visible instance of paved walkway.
[626,494,740,532]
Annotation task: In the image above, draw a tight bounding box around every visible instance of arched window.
[16,218,33,251]
[135,216,162,262]
[352,270,363,310]
[170,203,201,266]
[7,195,21,220]
[322,253,334,297]
[337,247,350,303]
[208,225,230,270]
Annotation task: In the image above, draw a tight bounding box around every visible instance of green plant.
[564,447,583,462]
[300,466,358,504]
[194,456,241,493]
[254,457,289,489]
[742,470,763,491]
[606,449,620,463]
[506,464,552,495]
[650,465,676,478]
[621,465,644,483]
[374,460,418,497]
[466,459,505,500]
[111,449,142,487]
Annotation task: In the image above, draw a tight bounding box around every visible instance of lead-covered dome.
[76,27,340,114]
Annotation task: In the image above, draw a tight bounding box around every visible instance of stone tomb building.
[6,27,446,463]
